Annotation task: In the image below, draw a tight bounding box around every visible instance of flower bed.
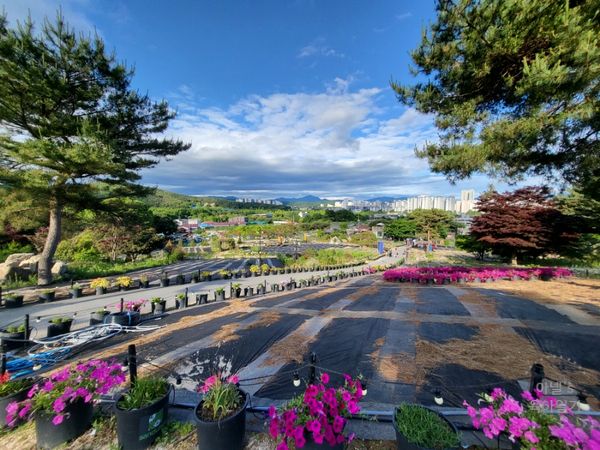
[383,266,572,284]
[464,387,599,449]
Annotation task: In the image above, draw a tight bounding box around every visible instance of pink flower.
[52,414,64,426]
[320,373,330,384]
[524,431,540,443]
[276,442,289,450]
[227,374,239,384]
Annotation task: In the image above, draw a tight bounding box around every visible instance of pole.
[128,344,137,387]
[120,298,124,313]
[309,352,317,385]
[529,363,545,394]
[0,353,6,375]
[184,287,188,307]
[23,314,30,341]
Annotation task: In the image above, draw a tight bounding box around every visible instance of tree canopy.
[393,0,600,200]
[0,14,189,284]
[470,186,578,264]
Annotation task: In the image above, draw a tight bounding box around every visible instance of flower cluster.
[198,373,242,421]
[268,373,363,449]
[383,266,572,284]
[125,299,146,312]
[6,360,125,427]
[463,388,599,449]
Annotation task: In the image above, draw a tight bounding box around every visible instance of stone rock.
[0,263,30,282]
[19,254,42,273]
[4,253,35,266]
[51,261,68,277]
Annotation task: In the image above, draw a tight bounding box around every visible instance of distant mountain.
[275,195,323,204]
[367,196,408,202]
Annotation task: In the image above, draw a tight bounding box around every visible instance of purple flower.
[52,414,64,426]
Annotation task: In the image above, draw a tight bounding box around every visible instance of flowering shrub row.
[464,387,599,449]
[383,266,572,284]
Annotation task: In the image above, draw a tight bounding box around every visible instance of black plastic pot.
[302,438,344,449]
[196,293,209,305]
[257,287,266,295]
[106,311,141,327]
[3,295,24,308]
[89,311,109,326]
[140,280,150,288]
[70,288,83,299]
[0,329,26,351]
[153,300,167,314]
[0,379,34,427]
[215,291,225,301]
[115,384,172,450]
[160,278,170,287]
[47,319,73,338]
[38,291,56,303]
[245,287,254,297]
[35,398,93,449]
[176,275,185,285]
[393,405,459,450]
[194,390,248,450]
[232,288,242,298]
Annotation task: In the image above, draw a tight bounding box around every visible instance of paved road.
[0,252,404,334]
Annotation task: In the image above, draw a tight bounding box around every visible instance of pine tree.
[0,14,189,284]
[393,0,600,200]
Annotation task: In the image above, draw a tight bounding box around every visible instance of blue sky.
[2,0,514,199]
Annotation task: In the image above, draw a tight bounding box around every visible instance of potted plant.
[6,360,125,449]
[260,263,270,275]
[244,286,254,297]
[115,376,172,450]
[214,288,225,301]
[393,403,460,450]
[175,293,187,309]
[194,373,247,450]
[231,283,242,298]
[233,270,242,279]
[151,297,166,314]
[191,271,200,283]
[125,299,146,313]
[0,324,27,351]
[46,317,73,338]
[89,309,109,325]
[175,273,185,285]
[0,371,35,427]
[160,272,170,287]
[3,294,24,308]
[90,278,110,295]
[200,271,212,281]
[268,373,363,449]
[116,276,134,291]
[249,265,260,276]
[139,275,150,288]
[38,289,56,303]
[256,283,266,295]
[219,269,232,280]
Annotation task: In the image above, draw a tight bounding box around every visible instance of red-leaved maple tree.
[471,187,578,265]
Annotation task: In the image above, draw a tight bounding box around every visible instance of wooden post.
[128,344,137,387]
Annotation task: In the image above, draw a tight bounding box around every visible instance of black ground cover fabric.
[478,290,574,323]
[515,327,600,371]
[416,363,522,407]
[415,287,471,316]
[251,289,317,308]
[172,313,310,383]
[344,287,404,312]
[289,288,356,311]
[255,317,389,400]
[418,322,479,343]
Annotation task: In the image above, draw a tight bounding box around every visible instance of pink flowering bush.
[268,373,364,449]
[383,266,572,284]
[463,388,600,449]
[125,299,146,312]
[5,359,125,427]
[197,372,243,421]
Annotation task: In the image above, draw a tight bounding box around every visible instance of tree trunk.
[38,202,62,286]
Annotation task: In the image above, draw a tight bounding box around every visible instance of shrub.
[90,278,110,289]
[0,241,34,263]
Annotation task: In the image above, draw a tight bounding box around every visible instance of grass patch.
[279,247,377,268]
[155,421,195,446]
[394,403,460,450]
[67,257,174,280]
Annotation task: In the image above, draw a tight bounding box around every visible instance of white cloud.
[298,38,345,59]
[396,12,413,21]
[143,78,454,198]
